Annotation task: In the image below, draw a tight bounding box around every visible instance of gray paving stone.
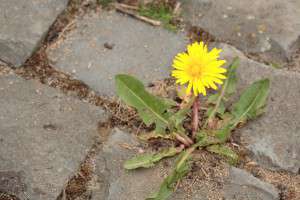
[0,0,68,67]
[224,167,279,200]
[0,73,107,199]
[92,128,168,200]
[181,0,300,64]
[47,11,188,97]
[219,43,300,173]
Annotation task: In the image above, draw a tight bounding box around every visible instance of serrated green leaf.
[161,97,177,107]
[169,98,194,130]
[206,144,239,165]
[205,58,239,126]
[195,131,220,147]
[195,128,234,147]
[115,74,171,132]
[146,147,194,200]
[195,131,206,143]
[206,101,226,117]
[231,79,270,127]
[214,124,233,142]
[124,154,155,169]
[169,108,188,130]
[124,147,180,170]
[211,79,270,142]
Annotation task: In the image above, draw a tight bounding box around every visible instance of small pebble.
[247,15,255,20]
[87,62,92,69]
[138,148,145,154]
[43,124,57,131]
[104,42,115,50]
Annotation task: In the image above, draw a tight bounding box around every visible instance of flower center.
[189,61,203,78]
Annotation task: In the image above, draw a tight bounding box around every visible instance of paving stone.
[0,0,68,67]
[219,43,300,173]
[47,11,188,97]
[181,0,300,64]
[92,128,168,200]
[224,167,279,200]
[0,73,107,199]
[170,167,279,200]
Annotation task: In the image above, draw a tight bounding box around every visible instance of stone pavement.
[47,11,188,97]
[0,72,107,199]
[0,0,68,67]
[0,0,299,199]
[181,0,300,65]
[219,44,300,173]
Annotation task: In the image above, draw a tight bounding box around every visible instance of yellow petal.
[171,41,227,96]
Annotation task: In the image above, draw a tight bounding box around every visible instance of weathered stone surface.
[219,43,300,173]
[224,167,279,200]
[181,0,300,64]
[0,0,68,66]
[92,128,168,200]
[0,73,107,199]
[47,11,188,96]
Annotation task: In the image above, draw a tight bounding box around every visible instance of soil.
[4,1,299,199]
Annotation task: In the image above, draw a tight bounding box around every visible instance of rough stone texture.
[224,167,279,200]
[0,73,107,199]
[181,0,300,65]
[0,0,68,66]
[47,11,188,97]
[219,43,300,173]
[92,128,168,200]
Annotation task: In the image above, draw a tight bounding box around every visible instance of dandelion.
[172,42,227,136]
[172,42,227,96]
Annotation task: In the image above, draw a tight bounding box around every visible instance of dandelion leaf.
[214,79,270,142]
[169,98,193,131]
[214,125,233,142]
[146,150,191,200]
[115,74,171,133]
[206,144,239,165]
[124,147,179,170]
[206,58,239,124]
[231,79,270,126]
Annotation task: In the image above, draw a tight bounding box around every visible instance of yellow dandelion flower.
[172,42,227,96]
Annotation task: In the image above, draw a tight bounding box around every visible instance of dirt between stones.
[4,1,299,200]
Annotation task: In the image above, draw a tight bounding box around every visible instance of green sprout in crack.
[98,0,115,8]
[138,3,177,31]
[115,41,270,200]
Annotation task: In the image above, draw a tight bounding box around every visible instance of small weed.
[138,3,177,31]
[270,62,282,69]
[98,0,115,8]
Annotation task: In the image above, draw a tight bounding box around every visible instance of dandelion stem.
[192,96,200,138]
[174,133,193,147]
